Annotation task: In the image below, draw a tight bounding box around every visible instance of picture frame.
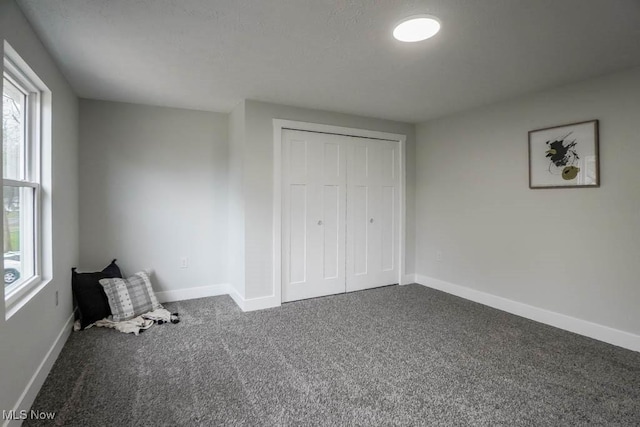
[528,120,599,189]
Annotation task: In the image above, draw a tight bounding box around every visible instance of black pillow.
[72,259,123,329]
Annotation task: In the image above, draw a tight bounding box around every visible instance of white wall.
[78,100,228,295]
[242,100,416,300]
[0,0,79,416]
[415,67,640,337]
[227,101,246,297]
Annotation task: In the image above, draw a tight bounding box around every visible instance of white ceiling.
[16,0,640,123]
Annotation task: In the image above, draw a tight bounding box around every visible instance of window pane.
[4,185,35,293]
[3,77,26,180]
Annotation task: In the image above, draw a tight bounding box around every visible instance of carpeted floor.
[26,284,640,426]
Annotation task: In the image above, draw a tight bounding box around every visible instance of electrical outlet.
[180,257,189,269]
[55,290,58,306]
[436,250,443,262]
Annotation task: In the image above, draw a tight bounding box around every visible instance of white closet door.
[346,138,400,292]
[282,130,347,302]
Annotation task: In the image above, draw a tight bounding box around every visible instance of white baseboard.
[226,285,243,310]
[156,283,280,312]
[155,283,228,303]
[226,285,281,312]
[4,312,74,427]
[243,294,280,311]
[415,275,640,353]
[401,274,417,285]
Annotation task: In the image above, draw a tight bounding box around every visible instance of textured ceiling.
[16,0,640,122]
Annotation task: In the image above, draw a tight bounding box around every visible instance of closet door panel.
[347,138,399,291]
[322,184,340,279]
[288,183,308,284]
[380,185,395,272]
[282,130,346,302]
[352,184,369,276]
[347,139,379,291]
[379,142,398,280]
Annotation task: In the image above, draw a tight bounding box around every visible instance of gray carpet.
[26,284,640,426]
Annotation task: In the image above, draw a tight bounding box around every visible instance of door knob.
[369,218,374,224]
[318,220,323,226]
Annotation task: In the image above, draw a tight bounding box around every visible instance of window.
[3,43,50,312]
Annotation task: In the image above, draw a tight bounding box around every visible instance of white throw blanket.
[74,308,174,335]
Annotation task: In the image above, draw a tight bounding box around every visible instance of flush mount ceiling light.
[393,15,441,42]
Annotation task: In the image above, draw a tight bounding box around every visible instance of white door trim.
[273,119,407,304]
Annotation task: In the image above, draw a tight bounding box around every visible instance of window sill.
[5,275,51,320]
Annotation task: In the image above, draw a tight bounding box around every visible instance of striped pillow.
[99,270,162,322]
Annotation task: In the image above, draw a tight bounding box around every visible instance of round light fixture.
[393,15,441,42]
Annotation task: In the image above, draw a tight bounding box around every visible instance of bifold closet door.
[346,139,400,292]
[282,130,347,302]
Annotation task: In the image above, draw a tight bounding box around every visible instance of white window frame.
[3,42,50,316]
